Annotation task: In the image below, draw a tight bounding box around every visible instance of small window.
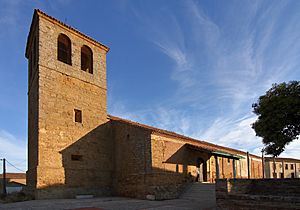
[280,173,284,178]
[291,172,295,178]
[227,158,230,163]
[71,155,82,161]
[58,34,72,65]
[74,109,82,123]
[291,164,294,170]
[81,45,93,74]
[285,164,288,170]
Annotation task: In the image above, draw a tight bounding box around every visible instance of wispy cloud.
[110,0,300,157]
[0,130,27,172]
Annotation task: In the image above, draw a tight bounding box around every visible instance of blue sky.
[1,0,300,172]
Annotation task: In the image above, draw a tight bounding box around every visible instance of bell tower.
[26,10,112,199]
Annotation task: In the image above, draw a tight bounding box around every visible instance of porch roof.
[186,144,244,160]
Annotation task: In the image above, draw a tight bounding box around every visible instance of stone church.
[25,10,263,199]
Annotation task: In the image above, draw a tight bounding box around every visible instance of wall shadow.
[59,121,113,197]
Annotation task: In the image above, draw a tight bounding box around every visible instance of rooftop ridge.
[108,114,261,158]
[265,157,300,162]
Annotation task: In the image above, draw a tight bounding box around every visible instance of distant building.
[264,157,300,178]
[25,9,264,200]
[0,173,26,193]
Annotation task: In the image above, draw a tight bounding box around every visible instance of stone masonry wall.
[27,17,39,194]
[216,178,300,209]
[112,121,152,199]
[150,134,262,182]
[27,13,112,199]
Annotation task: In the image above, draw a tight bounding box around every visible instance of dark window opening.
[285,164,288,170]
[58,34,72,65]
[81,45,93,73]
[291,164,294,170]
[227,158,230,163]
[280,173,284,178]
[74,109,82,123]
[291,172,295,178]
[71,155,82,161]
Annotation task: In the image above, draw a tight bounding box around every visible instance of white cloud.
[281,139,300,159]
[0,130,27,173]
[110,0,300,159]
[196,115,264,154]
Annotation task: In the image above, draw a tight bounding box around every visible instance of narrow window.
[291,164,294,170]
[81,45,93,74]
[58,34,72,65]
[71,155,82,161]
[285,164,288,170]
[74,109,82,123]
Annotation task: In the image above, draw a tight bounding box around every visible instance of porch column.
[215,155,220,179]
[233,159,236,178]
[247,152,250,179]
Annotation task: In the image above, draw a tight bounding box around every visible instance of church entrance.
[196,157,208,182]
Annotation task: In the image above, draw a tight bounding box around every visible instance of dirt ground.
[0,196,216,210]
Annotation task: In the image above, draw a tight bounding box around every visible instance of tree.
[252,81,300,157]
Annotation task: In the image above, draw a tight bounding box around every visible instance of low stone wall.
[145,172,192,200]
[216,178,300,210]
[114,172,191,200]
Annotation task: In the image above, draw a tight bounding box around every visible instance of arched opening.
[81,45,93,74]
[57,34,72,65]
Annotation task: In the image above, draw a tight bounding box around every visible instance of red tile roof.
[0,173,26,179]
[108,115,261,158]
[265,157,300,163]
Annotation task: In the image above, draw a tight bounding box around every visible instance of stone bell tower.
[25,9,113,199]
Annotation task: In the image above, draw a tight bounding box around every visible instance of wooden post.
[233,159,236,179]
[215,155,220,179]
[2,158,7,196]
[273,157,276,178]
[282,160,284,178]
[261,149,265,179]
[247,152,250,179]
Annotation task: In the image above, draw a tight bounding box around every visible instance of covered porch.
[164,143,244,182]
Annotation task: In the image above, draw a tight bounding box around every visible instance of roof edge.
[108,114,261,159]
[26,9,109,58]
